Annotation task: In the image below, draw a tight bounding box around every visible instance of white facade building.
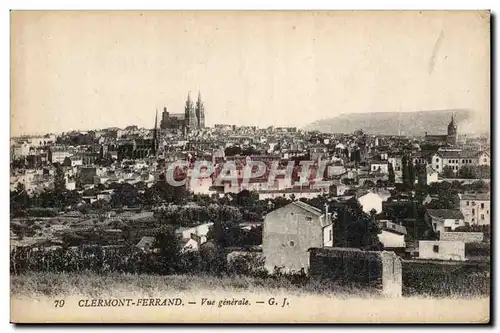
[459,193,490,226]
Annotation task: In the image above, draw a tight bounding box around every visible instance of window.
[289,241,295,247]
[481,214,485,220]
[481,203,485,209]
[329,229,333,241]
[435,158,439,162]
[484,158,487,163]
[433,245,439,253]
[462,159,465,163]
[472,209,475,214]
[466,201,470,206]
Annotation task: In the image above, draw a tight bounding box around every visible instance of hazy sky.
[11,11,490,136]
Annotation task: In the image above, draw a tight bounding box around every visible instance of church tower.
[152,109,159,156]
[195,91,205,129]
[447,113,458,146]
[184,92,198,132]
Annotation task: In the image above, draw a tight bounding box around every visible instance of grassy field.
[11,271,379,299]
[11,271,489,299]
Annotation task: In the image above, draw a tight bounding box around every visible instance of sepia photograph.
[9,10,491,323]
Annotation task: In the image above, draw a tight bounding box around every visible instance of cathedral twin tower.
[159,91,205,132]
[186,91,205,130]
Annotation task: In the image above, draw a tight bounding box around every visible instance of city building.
[160,91,206,133]
[458,193,490,226]
[424,114,458,146]
[426,209,465,235]
[418,240,466,261]
[377,220,407,250]
[431,148,490,174]
[262,201,333,273]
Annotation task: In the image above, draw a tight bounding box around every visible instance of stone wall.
[440,232,484,243]
[308,247,402,297]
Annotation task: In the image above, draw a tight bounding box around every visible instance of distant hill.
[304,109,483,136]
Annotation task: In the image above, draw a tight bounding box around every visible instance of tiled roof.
[136,236,155,248]
[460,193,490,201]
[292,201,323,216]
[427,209,464,220]
[435,150,480,159]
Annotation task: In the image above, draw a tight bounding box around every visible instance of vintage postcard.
[10,10,490,323]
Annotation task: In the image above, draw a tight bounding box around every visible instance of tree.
[442,166,455,179]
[469,180,489,193]
[11,182,30,215]
[388,162,395,184]
[402,155,409,188]
[11,158,26,170]
[426,181,460,209]
[144,180,188,206]
[207,221,244,248]
[224,146,242,157]
[342,178,353,186]
[330,200,382,250]
[363,180,374,188]
[458,165,477,179]
[476,165,490,179]
[408,159,416,189]
[54,165,66,193]
[153,225,181,274]
[415,162,426,186]
[111,183,139,207]
[236,190,251,206]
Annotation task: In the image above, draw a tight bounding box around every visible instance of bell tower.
[447,113,458,146]
[184,91,198,132]
[195,91,205,129]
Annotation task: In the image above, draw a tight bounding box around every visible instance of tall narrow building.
[184,92,198,131]
[195,91,205,129]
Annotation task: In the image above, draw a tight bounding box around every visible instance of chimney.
[324,203,332,222]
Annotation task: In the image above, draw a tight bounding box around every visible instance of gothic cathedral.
[184,91,206,132]
[160,91,206,134]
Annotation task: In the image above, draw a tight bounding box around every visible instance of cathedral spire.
[195,90,205,129]
[152,109,158,156]
[154,108,158,129]
[185,91,197,132]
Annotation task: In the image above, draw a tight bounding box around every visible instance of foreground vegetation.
[11,271,380,299]
[11,261,490,299]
